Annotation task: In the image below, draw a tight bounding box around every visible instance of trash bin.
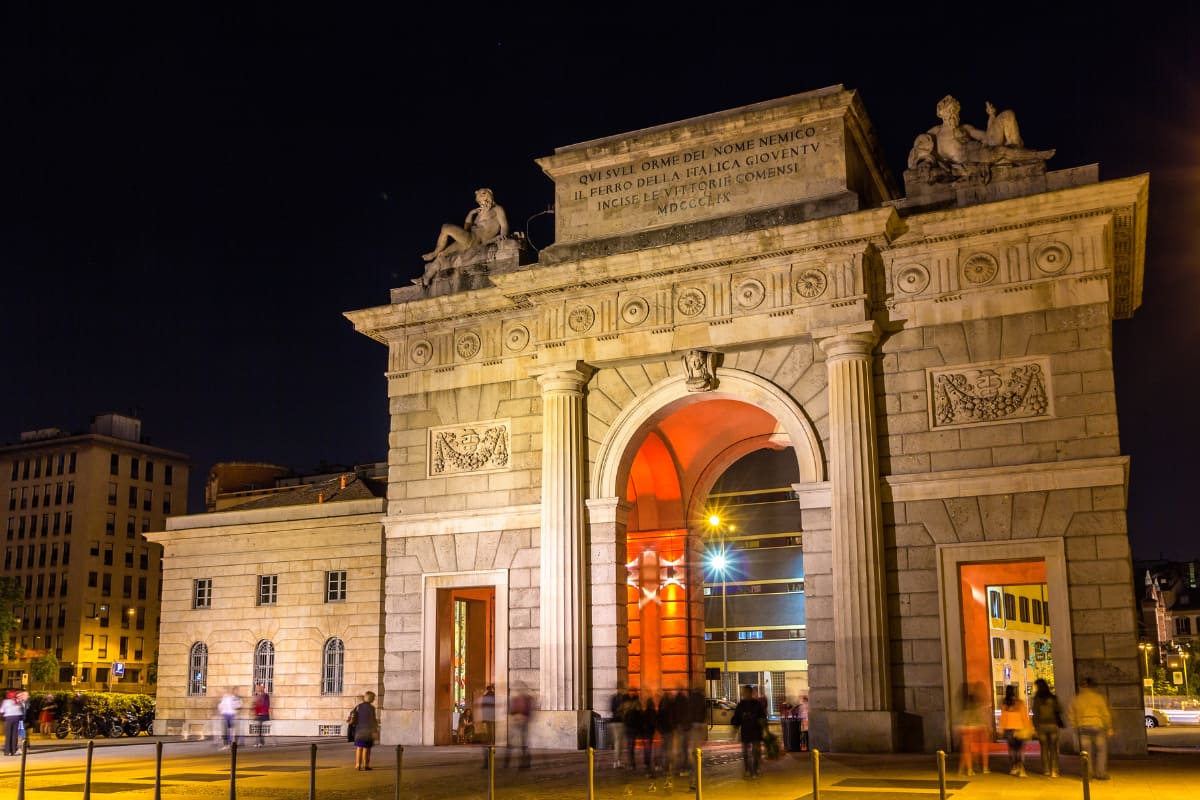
[592,716,611,750]
[783,718,803,752]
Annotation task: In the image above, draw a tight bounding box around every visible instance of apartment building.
[0,413,189,691]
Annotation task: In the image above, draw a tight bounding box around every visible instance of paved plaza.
[2,735,1198,799]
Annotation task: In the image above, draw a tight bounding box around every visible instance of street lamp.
[1139,642,1155,708]
[707,514,732,700]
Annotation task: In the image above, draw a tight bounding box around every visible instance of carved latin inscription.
[929,359,1050,428]
[429,420,511,476]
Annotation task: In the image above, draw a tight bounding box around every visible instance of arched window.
[322,638,345,696]
[253,640,275,694]
[188,642,208,696]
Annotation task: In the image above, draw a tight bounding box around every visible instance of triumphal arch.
[347,85,1148,753]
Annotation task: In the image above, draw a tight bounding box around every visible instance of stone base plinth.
[811,710,903,753]
[530,709,594,750]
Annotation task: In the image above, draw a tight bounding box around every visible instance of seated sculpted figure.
[907,95,1053,182]
[415,187,509,287]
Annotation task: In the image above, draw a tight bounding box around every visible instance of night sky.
[2,8,1197,560]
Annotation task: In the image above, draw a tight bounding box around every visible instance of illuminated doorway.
[434,586,494,745]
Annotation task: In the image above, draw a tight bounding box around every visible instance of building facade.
[148,468,385,737]
[0,413,188,692]
[345,86,1149,753]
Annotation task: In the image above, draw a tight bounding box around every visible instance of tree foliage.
[0,577,22,660]
[30,652,59,687]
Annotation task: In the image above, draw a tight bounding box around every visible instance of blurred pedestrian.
[609,688,629,768]
[2,691,21,755]
[1030,678,1064,777]
[477,685,496,768]
[218,687,242,749]
[505,687,533,768]
[998,684,1030,777]
[954,683,988,776]
[639,696,658,774]
[1069,677,1113,780]
[39,694,55,736]
[351,691,379,770]
[732,685,766,779]
[252,685,271,747]
[621,689,641,771]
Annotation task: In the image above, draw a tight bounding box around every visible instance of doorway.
[434,586,494,745]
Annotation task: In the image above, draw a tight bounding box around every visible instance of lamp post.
[1181,644,1192,701]
[1139,642,1155,708]
[708,515,731,700]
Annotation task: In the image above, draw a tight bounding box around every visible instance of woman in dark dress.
[351,691,379,770]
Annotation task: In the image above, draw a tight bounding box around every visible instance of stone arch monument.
[347,85,1148,753]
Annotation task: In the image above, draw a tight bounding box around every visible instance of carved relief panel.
[428,419,512,477]
[927,358,1052,429]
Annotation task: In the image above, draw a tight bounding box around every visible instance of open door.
[435,586,495,745]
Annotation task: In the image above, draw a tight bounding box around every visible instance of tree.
[29,652,59,689]
[0,577,22,660]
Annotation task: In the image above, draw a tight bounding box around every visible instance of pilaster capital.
[528,360,595,394]
[814,321,880,362]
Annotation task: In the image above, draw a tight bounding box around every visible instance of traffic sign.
[1173,670,1184,685]
[112,662,125,678]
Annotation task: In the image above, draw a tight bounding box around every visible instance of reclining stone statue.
[414,187,509,288]
[906,95,1054,184]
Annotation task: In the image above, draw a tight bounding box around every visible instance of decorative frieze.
[428,420,512,477]
[928,358,1051,429]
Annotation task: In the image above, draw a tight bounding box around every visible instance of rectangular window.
[258,575,278,606]
[54,483,62,505]
[108,483,118,506]
[90,540,100,557]
[1032,599,1043,626]
[326,570,347,602]
[66,482,74,504]
[130,457,139,480]
[134,637,143,660]
[105,513,116,536]
[8,462,15,481]
[162,492,171,514]
[1008,638,1016,660]
[137,576,147,600]
[99,604,110,627]
[122,575,132,598]
[1003,592,1016,621]
[142,489,152,512]
[19,488,27,509]
[64,512,72,535]
[110,454,119,475]
[102,573,112,598]
[139,548,149,570]
[52,512,60,535]
[84,634,94,650]
[50,544,58,567]
[1019,596,1030,623]
[136,606,145,630]
[124,547,133,568]
[6,517,12,539]
[164,465,173,486]
[128,486,137,508]
[62,540,70,564]
[121,605,132,627]
[1177,617,1193,635]
[145,461,154,482]
[1023,639,1031,661]
[98,637,108,659]
[7,488,14,511]
[119,636,128,658]
[103,544,113,566]
[33,458,41,478]
[193,579,212,609]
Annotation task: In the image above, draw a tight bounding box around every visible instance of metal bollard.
[17,736,28,800]
[811,748,820,800]
[694,746,702,799]
[155,740,164,800]
[394,744,404,800]
[487,745,495,800]
[1081,750,1091,800]
[83,740,95,800]
[936,750,946,800]
[308,743,317,800]
[588,746,595,800]
[229,740,239,800]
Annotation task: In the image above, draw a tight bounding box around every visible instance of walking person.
[39,695,55,737]
[1,691,22,756]
[505,688,533,768]
[954,683,987,776]
[639,696,658,775]
[609,688,629,768]
[1030,678,1064,777]
[350,691,379,770]
[998,685,1031,777]
[252,685,271,747]
[732,685,766,779]
[218,687,243,749]
[1069,677,1114,780]
[622,690,642,772]
[477,685,496,768]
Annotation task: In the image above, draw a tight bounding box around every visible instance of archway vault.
[592,367,825,529]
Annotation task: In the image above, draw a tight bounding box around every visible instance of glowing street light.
[1139,642,1155,707]
[707,514,732,700]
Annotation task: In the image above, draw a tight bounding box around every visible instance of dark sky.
[2,8,1197,560]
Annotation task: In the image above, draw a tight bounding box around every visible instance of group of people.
[215,685,272,749]
[610,686,708,785]
[955,677,1114,781]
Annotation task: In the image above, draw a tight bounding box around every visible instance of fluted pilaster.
[817,323,891,712]
[533,362,594,711]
